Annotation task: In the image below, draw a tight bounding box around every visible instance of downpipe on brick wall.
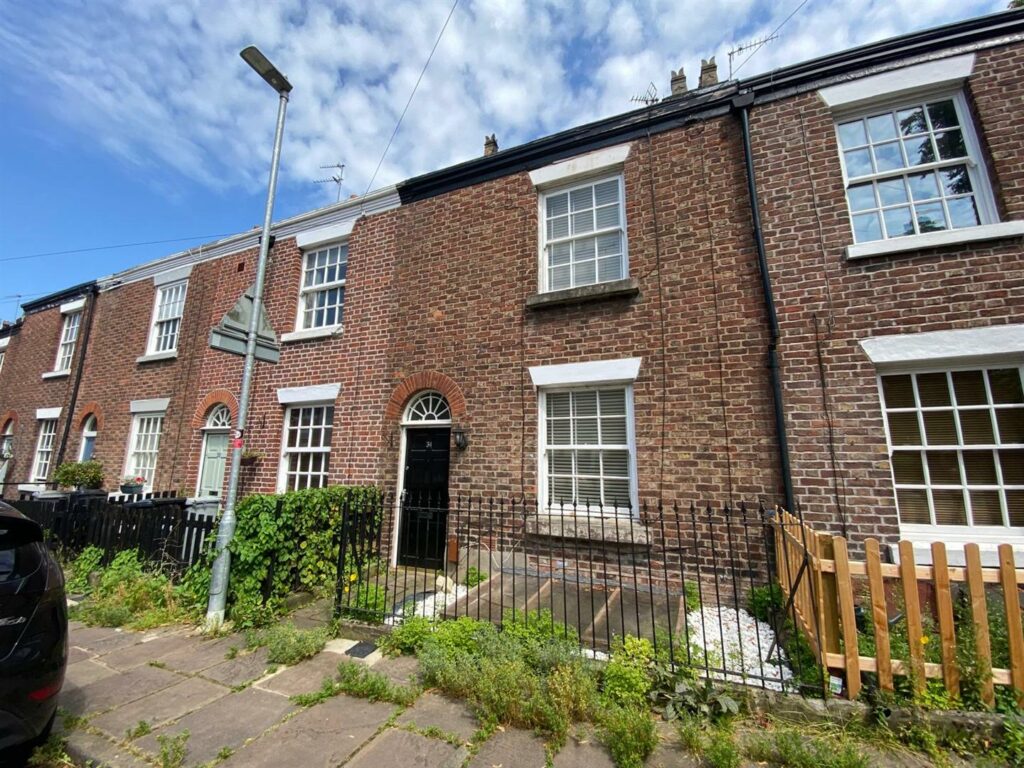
[732,92,795,513]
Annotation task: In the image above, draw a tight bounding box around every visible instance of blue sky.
[0,0,1003,322]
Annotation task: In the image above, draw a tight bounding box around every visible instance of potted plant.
[120,475,146,494]
[54,460,105,491]
[240,449,264,467]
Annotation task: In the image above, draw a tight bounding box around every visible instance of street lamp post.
[205,46,293,629]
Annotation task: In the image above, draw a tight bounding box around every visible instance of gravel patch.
[385,585,469,624]
[686,605,794,691]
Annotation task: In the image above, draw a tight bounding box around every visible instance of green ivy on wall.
[179,485,382,628]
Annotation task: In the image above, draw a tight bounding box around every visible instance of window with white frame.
[126,413,164,488]
[0,350,5,375]
[541,176,626,292]
[880,367,1023,530]
[147,280,187,354]
[837,93,994,244]
[32,419,58,481]
[280,404,334,490]
[1,421,13,462]
[54,311,82,372]
[298,244,347,330]
[79,415,98,461]
[540,387,634,513]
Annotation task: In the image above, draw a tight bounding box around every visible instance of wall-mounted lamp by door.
[452,427,468,451]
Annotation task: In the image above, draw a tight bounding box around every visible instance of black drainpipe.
[55,284,99,468]
[732,92,795,513]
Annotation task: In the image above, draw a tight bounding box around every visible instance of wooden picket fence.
[771,509,1024,705]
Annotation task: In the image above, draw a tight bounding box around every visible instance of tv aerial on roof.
[314,162,346,202]
[630,82,658,107]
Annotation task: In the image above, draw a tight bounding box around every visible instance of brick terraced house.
[2,9,1023,568]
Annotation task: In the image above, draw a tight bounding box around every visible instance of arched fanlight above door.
[206,404,232,429]
[403,392,451,425]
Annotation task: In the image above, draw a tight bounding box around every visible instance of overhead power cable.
[362,0,460,197]
[732,0,813,77]
[0,233,236,263]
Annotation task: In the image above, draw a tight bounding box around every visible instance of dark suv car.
[0,501,68,761]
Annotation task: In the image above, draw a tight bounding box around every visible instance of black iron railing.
[334,494,814,692]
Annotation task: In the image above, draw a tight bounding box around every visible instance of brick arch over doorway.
[191,389,239,430]
[0,411,17,431]
[77,402,104,430]
[384,371,466,422]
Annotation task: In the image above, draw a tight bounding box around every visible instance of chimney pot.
[484,134,499,156]
[699,56,718,89]
[670,67,687,96]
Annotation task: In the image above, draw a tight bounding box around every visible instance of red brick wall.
[0,299,90,498]
[751,42,1024,546]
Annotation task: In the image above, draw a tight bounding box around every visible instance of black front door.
[398,426,450,568]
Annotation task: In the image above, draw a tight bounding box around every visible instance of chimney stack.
[670,67,687,96]
[699,57,719,89]
[484,134,499,156]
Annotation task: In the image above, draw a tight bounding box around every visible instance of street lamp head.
[240,45,293,94]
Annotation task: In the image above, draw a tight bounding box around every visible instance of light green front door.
[199,432,229,497]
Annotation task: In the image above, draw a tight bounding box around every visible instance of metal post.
[205,89,289,629]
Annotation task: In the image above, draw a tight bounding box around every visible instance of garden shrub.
[597,704,658,768]
[702,727,741,768]
[247,622,330,665]
[53,460,104,490]
[602,636,655,708]
[65,546,104,594]
[747,583,784,623]
[377,615,434,656]
[75,550,184,629]
[178,485,381,628]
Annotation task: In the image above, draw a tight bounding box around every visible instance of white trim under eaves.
[130,398,170,414]
[153,264,193,286]
[36,407,61,420]
[529,357,642,388]
[97,185,400,291]
[860,323,1024,370]
[818,53,975,110]
[528,143,633,189]
[295,220,355,250]
[276,383,341,405]
[59,298,85,314]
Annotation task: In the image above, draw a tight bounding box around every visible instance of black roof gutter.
[21,281,98,315]
[398,9,1024,205]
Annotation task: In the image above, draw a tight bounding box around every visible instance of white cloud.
[0,0,1004,207]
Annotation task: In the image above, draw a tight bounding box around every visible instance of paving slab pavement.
[345,728,468,768]
[69,626,141,654]
[134,686,295,767]
[552,735,615,768]
[220,694,396,767]
[63,729,152,768]
[396,692,480,742]
[157,633,244,674]
[467,727,549,768]
[68,646,94,665]
[374,654,421,686]
[96,632,195,671]
[90,677,230,740]
[61,663,182,717]
[257,651,343,697]
[199,646,271,687]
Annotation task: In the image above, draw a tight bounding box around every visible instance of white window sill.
[136,351,178,364]
[846,221,1024,260]
[894,525,1024,567]
[280,326,343,343]
[18,483,46,493]
[41,371,70,380]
